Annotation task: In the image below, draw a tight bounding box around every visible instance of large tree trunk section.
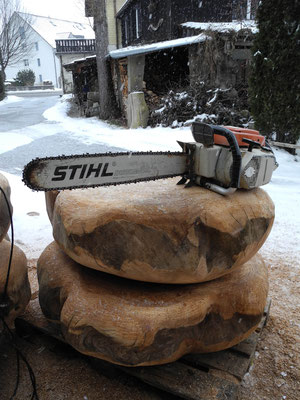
[37,241,269,367]
[51,179,274,284]
[0,173,12,242]
[0,240,31,329]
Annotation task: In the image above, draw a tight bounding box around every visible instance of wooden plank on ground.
[269,141,300,150]
[183,350,249,381]
[230,332,259,356]
[119,362,238,400]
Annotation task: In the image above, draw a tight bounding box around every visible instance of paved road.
[0,94,60,131]
[0,94,125,176]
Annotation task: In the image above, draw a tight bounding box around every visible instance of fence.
[6,85,55,91]
[55,39,96,54]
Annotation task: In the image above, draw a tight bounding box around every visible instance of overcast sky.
[21,0,88,22]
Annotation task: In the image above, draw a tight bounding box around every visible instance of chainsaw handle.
[210,125,242,188]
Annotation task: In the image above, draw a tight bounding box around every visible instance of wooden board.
[16,297,271,400]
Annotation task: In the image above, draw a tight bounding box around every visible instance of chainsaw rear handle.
[192,123,242,188]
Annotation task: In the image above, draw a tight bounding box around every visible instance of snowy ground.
[1,94,299,263]
[0,95,23,105]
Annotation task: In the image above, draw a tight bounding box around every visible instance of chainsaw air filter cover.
[216,126,266,147]
[192,122,266,148]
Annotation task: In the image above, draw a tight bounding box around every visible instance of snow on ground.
[0,131,32,154]
[260,149,300,265]
[1,95,300,264]
[1,171,53,259]
[0,95,23,106]
[42,95,195,152]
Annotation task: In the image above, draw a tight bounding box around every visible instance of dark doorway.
[144,47,189,94]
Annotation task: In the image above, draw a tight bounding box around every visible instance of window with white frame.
[37,58,41,66]
[24,59,29,66]
[135,8,140,39]
[124,16,129,44]
[35,42,39,51]
[39,75,43,82]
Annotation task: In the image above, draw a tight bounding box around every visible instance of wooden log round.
[45,190,59,222]
[0,240,31,328]
[0,173,13,243]
[37,241,269,367]
[51,179,274,283]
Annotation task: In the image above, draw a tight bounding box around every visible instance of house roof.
[63,55,97,70]
[116,0,135,18]
[181,20,258,34]
[109,34,209,59]
[17,12,95,48]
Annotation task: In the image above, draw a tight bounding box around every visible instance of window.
[39,75,43,83]
[24,59,29,66]
[37,58,41,66]
[135,8,140,38]
[35,42,39,51]
[246,0,252,20]
[124,17,129,44]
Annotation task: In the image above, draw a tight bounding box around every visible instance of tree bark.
[94,0,119,120]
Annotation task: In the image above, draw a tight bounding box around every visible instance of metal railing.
[55,39,95,54]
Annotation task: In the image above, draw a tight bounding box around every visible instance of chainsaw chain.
[22,150,184,192]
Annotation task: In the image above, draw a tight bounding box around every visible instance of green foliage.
[249,0,300,143]
[13,69,35,86]
[0,71,5,101]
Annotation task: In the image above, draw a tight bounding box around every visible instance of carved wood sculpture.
[50,179,275,284]
[38,242,269,367]
[0,173,13,243]
[0,240,31,329]
[45,190,59,223]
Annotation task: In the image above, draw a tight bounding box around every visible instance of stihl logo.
[52,163,114,181]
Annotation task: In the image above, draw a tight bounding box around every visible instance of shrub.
[249,0,300,143]
[13,69,35,86]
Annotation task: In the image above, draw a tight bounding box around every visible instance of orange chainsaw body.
[214,126,266,147]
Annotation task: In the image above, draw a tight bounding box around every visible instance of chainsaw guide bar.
[22,151,188,192]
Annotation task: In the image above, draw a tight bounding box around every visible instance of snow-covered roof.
[63,55,96,69]
[109,34,209,59]
[17,12,95,48]
[182,20,258,34]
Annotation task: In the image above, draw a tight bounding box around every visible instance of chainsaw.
[22,123,278,196]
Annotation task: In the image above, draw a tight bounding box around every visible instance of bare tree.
[0,0,34,81]
[74,0,94,28]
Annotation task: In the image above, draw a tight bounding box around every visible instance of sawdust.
[239,252,300,400]
[0,254,299,400]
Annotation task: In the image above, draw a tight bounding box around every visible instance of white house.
[5,12,95,88]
